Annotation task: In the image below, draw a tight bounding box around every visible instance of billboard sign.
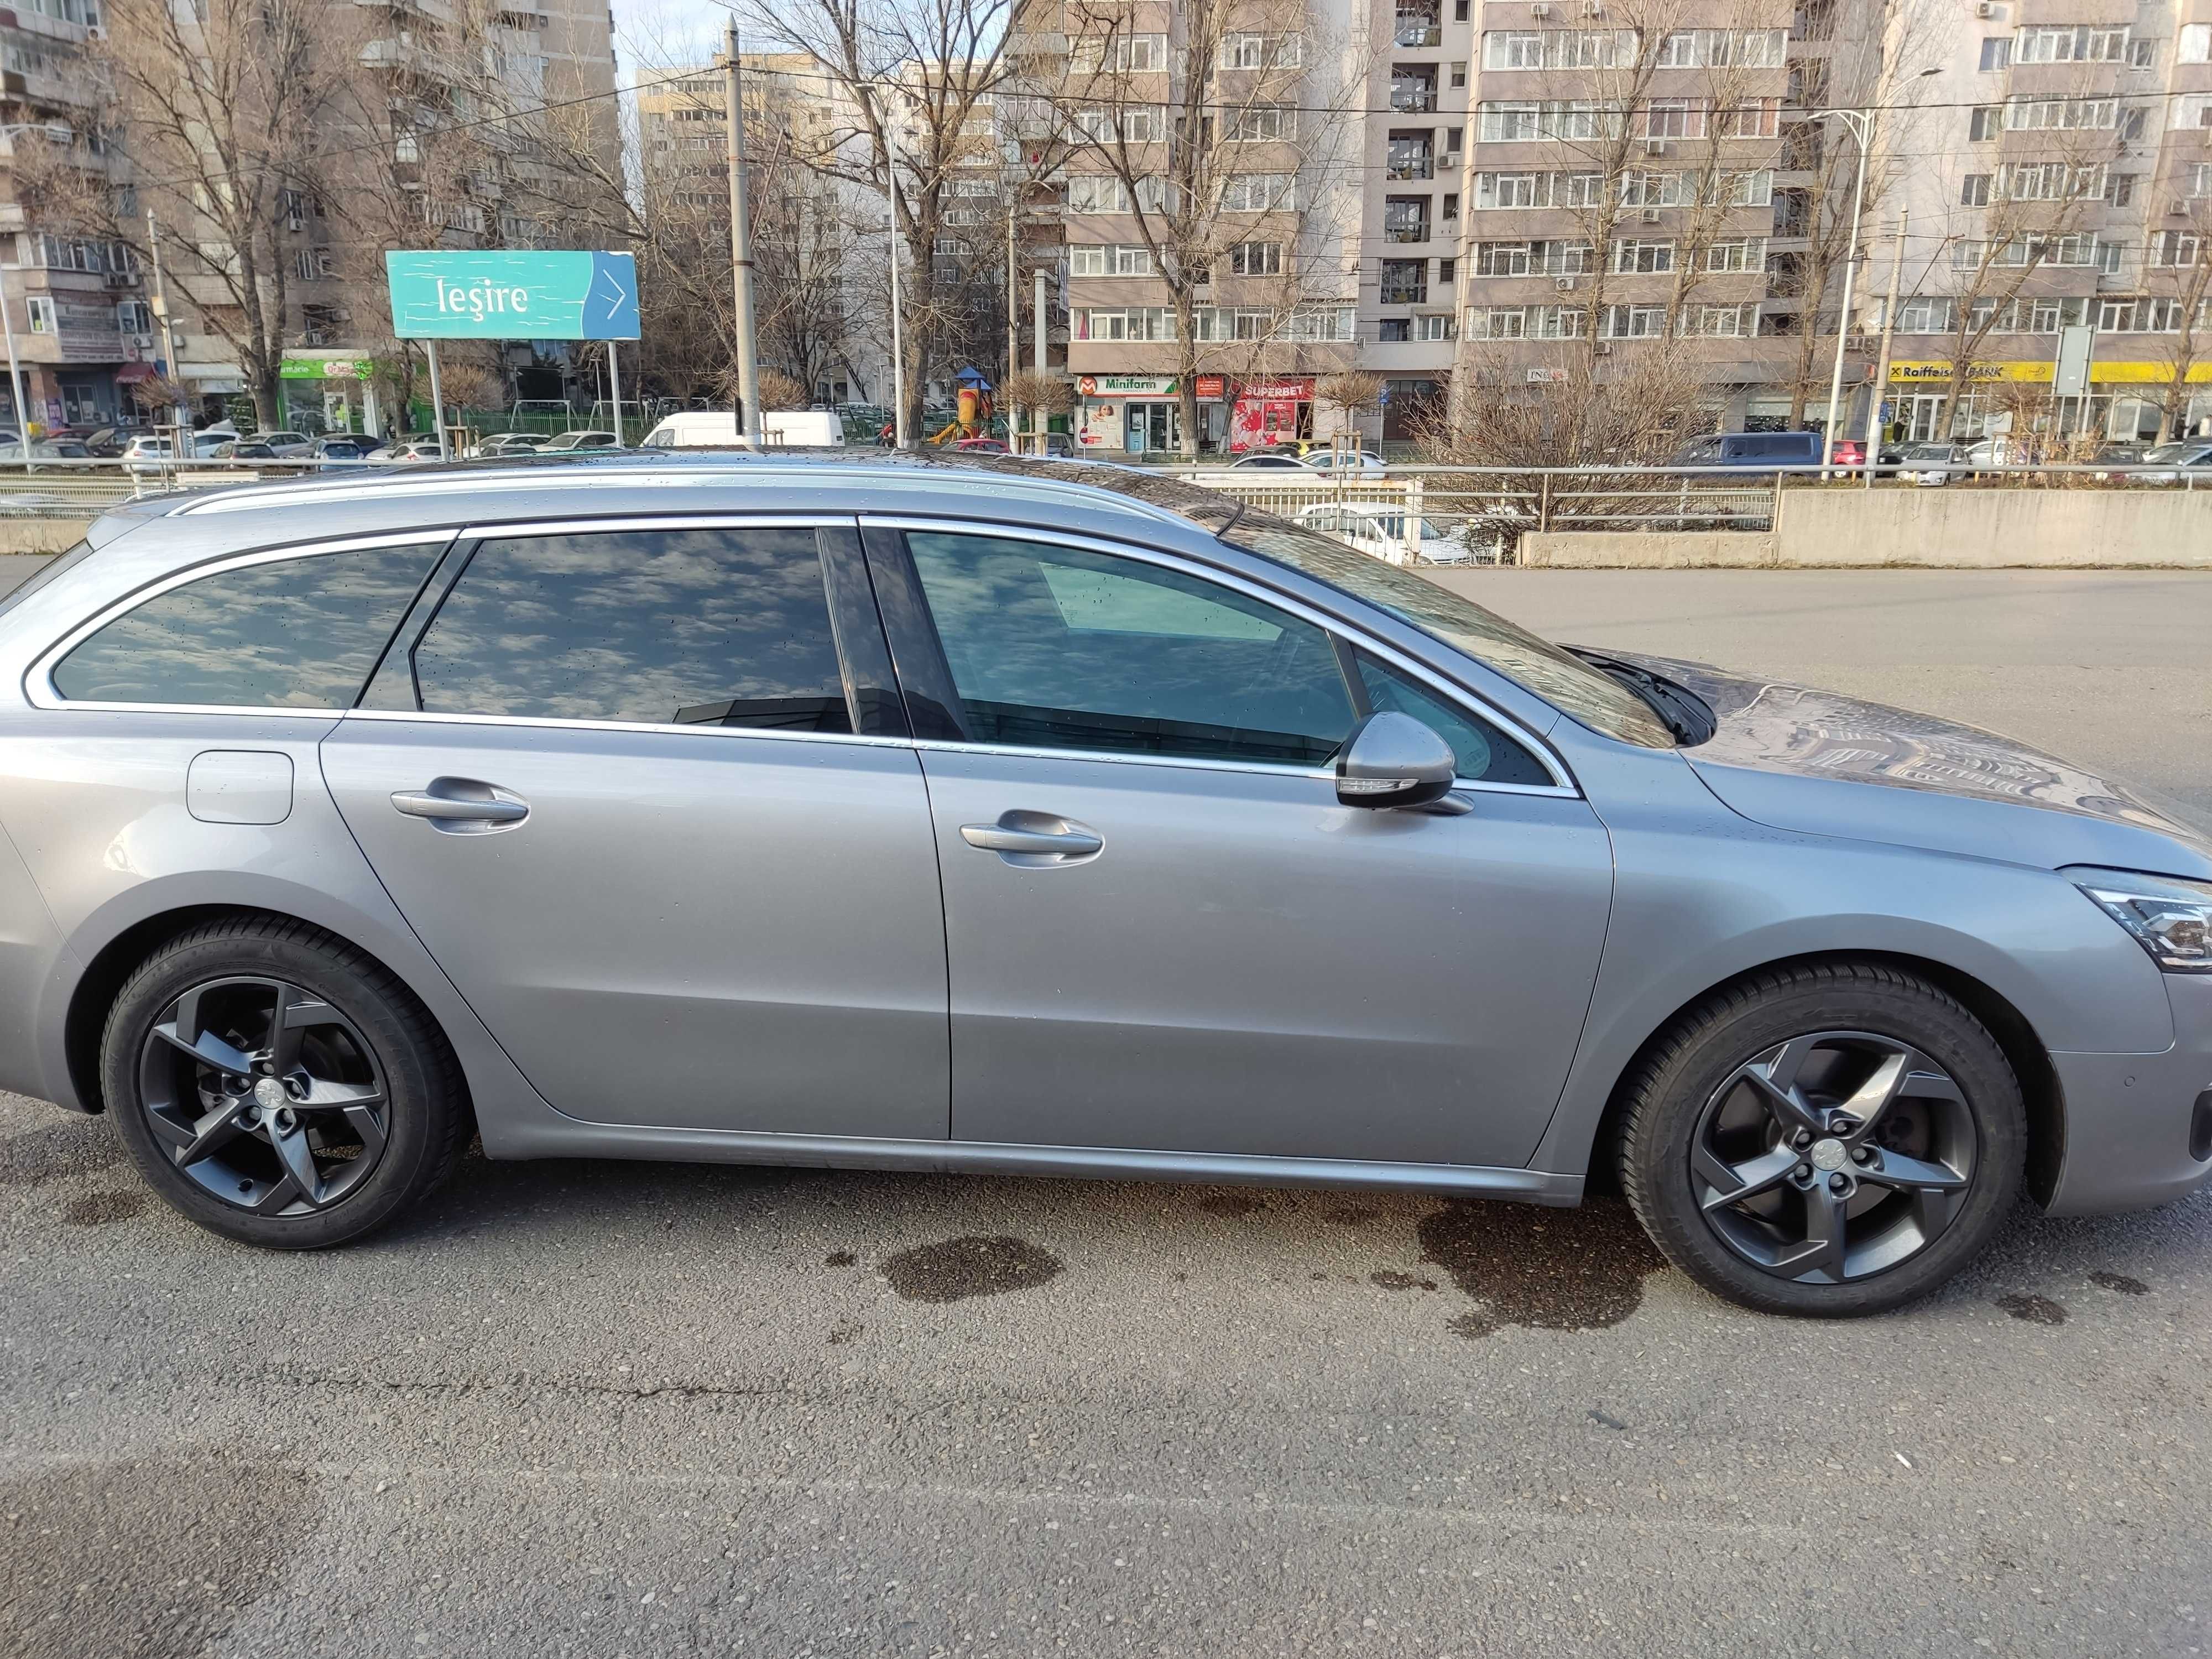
[384,250,640,341]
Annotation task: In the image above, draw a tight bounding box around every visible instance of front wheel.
[104,917,470,1249]
[1620,962,2026,1317]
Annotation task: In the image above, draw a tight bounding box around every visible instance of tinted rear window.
[51,542,443,708]
[399,526,852,731]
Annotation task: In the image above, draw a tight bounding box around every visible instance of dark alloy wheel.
[1621,961,2026,1317]
[1691,1031,1976,1285]
[105,917,471,1249]
[138,975,391,1216]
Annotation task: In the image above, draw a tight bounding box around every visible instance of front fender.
[1531,752,2173,1177]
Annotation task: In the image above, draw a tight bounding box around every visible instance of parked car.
[75,427,131,458]
[952,436,1009,454]
[368,436,446,463]
[2127,439,2212,484]
[208,440,279,462]
[540,430,619,452]
[637,410,847,448]
[1892,441,1967,486]
[1668,431,1825,471]
[309,436,380,462]
[242,431,315,458]
[469,432,553,459]
[0,439,93,461]
[119,434,174,474]
[8,456,2209,1318]
[1296,447,1389,478]
[1230,450,1311,470]
[1292,501,1469,564]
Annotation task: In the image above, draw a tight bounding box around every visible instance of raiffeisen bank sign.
[384,250,640,341]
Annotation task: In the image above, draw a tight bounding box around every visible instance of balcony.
[1391,66,1437,112]
[1386,139,1434,181]
[1393,8,1441,48]
[1384,198,1431,243]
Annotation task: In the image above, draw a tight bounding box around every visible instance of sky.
[612,0,731,80]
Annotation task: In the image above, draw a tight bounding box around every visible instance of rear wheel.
[1620,962,2026,1317]
[104,917,469,1249]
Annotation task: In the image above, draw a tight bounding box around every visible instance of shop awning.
[114,362,158,384]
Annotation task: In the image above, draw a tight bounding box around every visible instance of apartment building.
[637,51,893,406]
[1008,0,1371,454]
[1876,2,2212,441]
[1447,0,1828,431]
[0,0,155,432]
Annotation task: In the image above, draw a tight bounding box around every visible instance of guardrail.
[0,454,2201,567]
[1163,460,2211,564]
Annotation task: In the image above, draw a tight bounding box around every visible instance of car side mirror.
[1336,711,1459,811]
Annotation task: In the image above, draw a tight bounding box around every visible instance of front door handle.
[959,815,1103,860]
[392,778,530,833]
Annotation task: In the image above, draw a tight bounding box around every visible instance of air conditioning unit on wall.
[1554,275,1577,290]
[1640,207,1661,223]
[1974,1,1995,17]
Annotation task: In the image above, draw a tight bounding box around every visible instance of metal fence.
[1164,460,2211,565]
[0,454,2203,566]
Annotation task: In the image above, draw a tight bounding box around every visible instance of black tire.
[1619,961,2026,1318]
[102,916,470,1249]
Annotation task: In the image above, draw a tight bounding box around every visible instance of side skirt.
[489,1120,1587,1207]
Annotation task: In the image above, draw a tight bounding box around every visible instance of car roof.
[74,452,1247,572]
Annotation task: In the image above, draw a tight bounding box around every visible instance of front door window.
[904,530,1357,766]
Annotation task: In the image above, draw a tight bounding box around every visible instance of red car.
[1829,439,1867,468]
[953,437,1009,454]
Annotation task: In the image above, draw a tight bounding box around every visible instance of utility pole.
[144,210,187,430]
[723,23,763,447]
[1005,200,1019,451]
[1866,207,1906,490]
[887,113,907,450]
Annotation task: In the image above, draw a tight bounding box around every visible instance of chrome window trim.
[867,513,1579,797]
[25,531,461,713]
[337,706,920,753]
[452,513,857,540]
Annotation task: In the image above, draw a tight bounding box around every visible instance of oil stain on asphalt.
[2089,1271,2148,1295]
[0,1455,315,1659]
[879,1237,1062,1304]
[1418,1199,1666,1338]
[0,1120,123,1188]
[1996,1293,2068,1325]
[1197,1192,1267,1218]
[61,1190,144,1226]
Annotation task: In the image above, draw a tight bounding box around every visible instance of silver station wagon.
[1,455,2206,1317]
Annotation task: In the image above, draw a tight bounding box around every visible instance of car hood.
[1600,650,2212,879]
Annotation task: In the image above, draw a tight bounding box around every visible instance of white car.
[1292,502,1472,565]
[1297,447,1389,478]
[1892,442,1966,486]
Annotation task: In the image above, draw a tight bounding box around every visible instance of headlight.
[2069,867,2212,973]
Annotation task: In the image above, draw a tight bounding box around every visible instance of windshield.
[1221,517,1677,748]
[2141,442,2204,464]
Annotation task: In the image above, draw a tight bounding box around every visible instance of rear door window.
[50,542,444,708]
[393,526,854,731]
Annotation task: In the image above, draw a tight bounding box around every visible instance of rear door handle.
[392,779,530,833]
[959,816,1103,860]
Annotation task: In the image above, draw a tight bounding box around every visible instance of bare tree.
[2148,197,2212,441]
[735,0,1011,439]
[91,0,367,427]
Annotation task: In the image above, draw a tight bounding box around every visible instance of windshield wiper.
[1568,651,1717,747]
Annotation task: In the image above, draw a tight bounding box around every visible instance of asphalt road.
[3,570,2209,1659]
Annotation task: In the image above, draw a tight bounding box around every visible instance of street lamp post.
[1808,106,1874,478]
[1809,70,1940,477]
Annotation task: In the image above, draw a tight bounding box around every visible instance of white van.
[639,410,845,449]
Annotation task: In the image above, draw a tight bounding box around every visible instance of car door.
[865,520,1614,1172]
[320,517,949,1139]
